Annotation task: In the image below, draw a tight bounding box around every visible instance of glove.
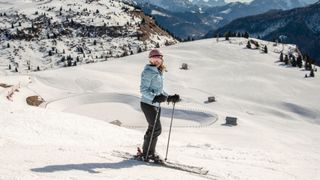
[152,94,167,103]
[167,94,181,103]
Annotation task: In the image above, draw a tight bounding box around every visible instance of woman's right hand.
[152,94,167,103]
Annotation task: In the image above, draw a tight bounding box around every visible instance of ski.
[112,150,209,176]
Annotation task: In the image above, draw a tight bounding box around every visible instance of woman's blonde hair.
[159,63,167,73]
[149,59,167,73]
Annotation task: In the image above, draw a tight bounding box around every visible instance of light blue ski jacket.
[140,64,168,107]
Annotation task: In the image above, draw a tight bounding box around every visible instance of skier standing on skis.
[139,49,180,161]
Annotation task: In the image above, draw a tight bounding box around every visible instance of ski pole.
[165,102,176,161]
[145,103,161,161]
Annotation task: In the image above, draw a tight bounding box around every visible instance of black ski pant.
[140,102,162,156]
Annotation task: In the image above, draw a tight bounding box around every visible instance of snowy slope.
[1,38,320,180]
[0,0,177,73]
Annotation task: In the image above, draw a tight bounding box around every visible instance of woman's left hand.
[167,94,181,103]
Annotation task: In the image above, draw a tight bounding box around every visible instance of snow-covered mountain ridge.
[0,0,177,73]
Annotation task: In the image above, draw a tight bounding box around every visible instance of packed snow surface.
[1,38,320,180]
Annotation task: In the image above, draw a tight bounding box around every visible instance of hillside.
[0,37,320,179]
[209,1,320,64]
[0,0,178,74]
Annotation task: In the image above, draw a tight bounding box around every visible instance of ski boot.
[134,147,145,161]
[147,153,164,164]
[134,147,164,164]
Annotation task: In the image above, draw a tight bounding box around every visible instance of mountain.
[127,0,200,12]
[249,0,310,10]
[203,0,319,25]
[125,0,317,39]
[1,37,320,179]
[132,3,213,40]
[0,0,178,73]
[209,1,320,64]
[188,0,226,8]
[127,0,227,12]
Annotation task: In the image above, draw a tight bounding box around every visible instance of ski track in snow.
[44,92,218,128]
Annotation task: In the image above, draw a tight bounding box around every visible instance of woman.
[139,49,180,161]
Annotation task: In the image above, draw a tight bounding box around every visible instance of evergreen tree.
[284,55,289,65]
[137,46,142,53]
[67,59,72,67]
[264,45,268,53]
[225,31,231,40]
[67,55,72,61]
[31,21,34,31]
[297,55,302,68]
[246,41,251,49]
[291,56,297,67]
[310,69,315,77]
[244,32,249,39]
[304,55,312,71]
[280,52,284,62]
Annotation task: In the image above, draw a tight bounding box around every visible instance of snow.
[0,0,177,73]
[1,37,320,179]
[151,10,171,17]
[220,8,232,14]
